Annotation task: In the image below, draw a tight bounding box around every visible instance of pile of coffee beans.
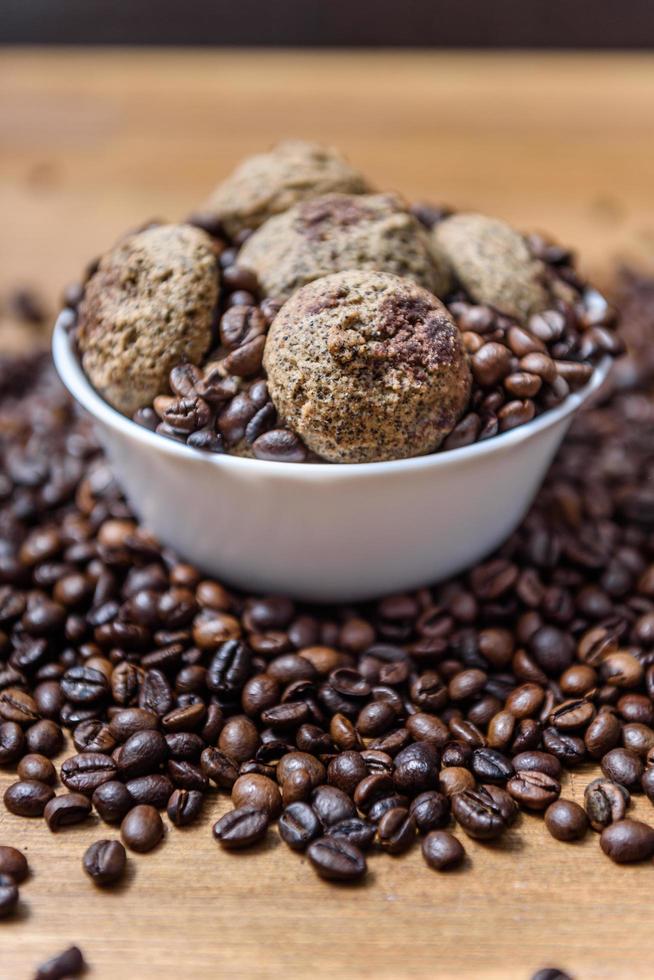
[1,269,653,903]
[62,210,622,462]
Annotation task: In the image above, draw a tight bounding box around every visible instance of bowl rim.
[52,312,612,479]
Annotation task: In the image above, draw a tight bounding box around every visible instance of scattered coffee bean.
[213,807,268,849]
[600,818,654,863]
[544,799,588,842]
[35,945,86,979]
[0,873,19,918]
[83,839,127,885]
[307,836,367,882]
[44,792,92,831]
[422,831,465,871]
[0,845,28,883]
[584,778,630,832]
[120,804,164,853]
[167,788,203,827]
[4,778,55,817]
[278,802,322,850]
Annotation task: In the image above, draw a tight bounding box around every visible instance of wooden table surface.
[1,50,654,980]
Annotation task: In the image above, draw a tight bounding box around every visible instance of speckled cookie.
[203,140,370,238]
[239,192,451,303]
[263,270,471,463]
[432,213,549,320]
[77,224,219,415]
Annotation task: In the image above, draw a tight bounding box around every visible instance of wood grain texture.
[1,50,654,980]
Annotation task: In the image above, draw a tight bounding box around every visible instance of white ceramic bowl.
[53,314,610,602]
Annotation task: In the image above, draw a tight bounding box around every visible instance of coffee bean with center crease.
[584,778,630,831]
[327,817,377,851]
[422,830,465,871]
[200,746,239,789]
[542,728,586,766]
[83,839,127,885]
[0,687,40,725]
[0,873,19,919]
[544,799,588,842]
[452,787,507,840]
[472,748,514,784]
[73,719,116,754]
[92,781,135,823]
[409,791,451,833]
[0,721,25,764]
[0,845,28,883]
[377,807,416,854]
[167,788,203,827]
[507,770,560,811]
[600,747,643,789]
[600,818,654,863]
[213,807,269,849]
[307,836,367,882]
[35,945,86,980]
[4,779,55,817]
[61,665,109,703]
[44,792,92,831]
[512,751,561,780]
[278,802,322,850]
[60,752,117,795]
[121,804,164,852]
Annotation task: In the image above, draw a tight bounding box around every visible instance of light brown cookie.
[203,140,370,237]
[263,270,471,463]
[432,212,549,320]
[239,192,451,302]
[77,224,219,415]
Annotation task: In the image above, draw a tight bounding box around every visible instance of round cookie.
[203,140,370,238]
[432,212,549,320]
[77,224,219,415]
[263,270,471,463]
[239,192,451,302]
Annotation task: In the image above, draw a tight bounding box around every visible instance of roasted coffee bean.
[393,742,438,794]
[642,767,654,804]
[0,721,26,764]
[60,752,116,795]
[440,767,475,797]
[542,728,586,766]
[201,747,239,789]
[600,818,654,863]
[311,785,357,827]
[0,873,19,918]
[278,802,322,850]
[213,807,268,849]
[73,719,116,754]
[218,715,260,763]
[530,969,572,980]
[409,791,451,833]
[61,665,109,703]
[507,771,560,811]
[232,773,282,818]
[585,711,622,759]
[108,707,158,742]
[327,817,376,851]
[353,773,394,812]
[471,748,514,784]
[422,830,465,871]
[167,788,203,827]
[165,732,204,761]
[600,747,643,789]
[125,774,174,809]
[120,804,164,852]
[482,784,518,825]
[118,729,168,780]
[512,750,561,780]
[17,753,56,784]
[168,759,207,791]
[451,787,506,840]
[0,688,40,725]
[92,781,135,823]
[25,719,63,757]
[0,845,28,883]
[83,839,127,885]
[44,792,92,831]
[35,945,86,979]
[544,799,588,842]
[4,778,55,817]
[307,836,367,882]
[584,777,630,831]
[327,751,368,796]
[377,806,416,854]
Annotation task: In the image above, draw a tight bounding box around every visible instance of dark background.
[2,0,654,47]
